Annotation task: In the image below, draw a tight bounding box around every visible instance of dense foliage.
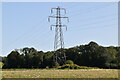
[2,41,120,69]
[65,60,74,64]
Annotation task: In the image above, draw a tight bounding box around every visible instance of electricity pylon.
[48,6,69,66]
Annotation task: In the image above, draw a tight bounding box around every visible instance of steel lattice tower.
[48,6,69,65]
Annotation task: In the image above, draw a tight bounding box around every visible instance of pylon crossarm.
[48,16,57,22]
[59,8,66,14]
[51,8,57,14]
[62,25,67,31]
[60,17,69,22]
[50,25,56,30]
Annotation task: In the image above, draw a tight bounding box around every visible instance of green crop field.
[1,69,119,78]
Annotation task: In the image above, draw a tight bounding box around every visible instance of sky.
[1,2,118,56]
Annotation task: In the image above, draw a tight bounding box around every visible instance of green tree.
[6,51,21,68]
[21,47,37,54]
[24,53,33,68]
[32,51,44,68]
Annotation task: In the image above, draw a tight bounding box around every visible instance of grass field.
[1,69,119,78]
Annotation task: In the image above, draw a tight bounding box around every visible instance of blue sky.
[2,2,118,56]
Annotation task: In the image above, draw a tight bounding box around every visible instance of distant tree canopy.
[0,56,2,62]
[2,41,120,69]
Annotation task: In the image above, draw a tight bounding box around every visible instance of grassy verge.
[1,69,119,78]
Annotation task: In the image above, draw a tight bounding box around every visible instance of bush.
[59,64,99,69]
[65,60,74,65]
[0,62,3,68]
[118,63,120,69]
[110,63,118,69]
[59,64,80,69]
[105,63,118,69]
[53,62,60,68]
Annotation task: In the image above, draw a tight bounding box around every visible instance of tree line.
[2,41,120,69]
